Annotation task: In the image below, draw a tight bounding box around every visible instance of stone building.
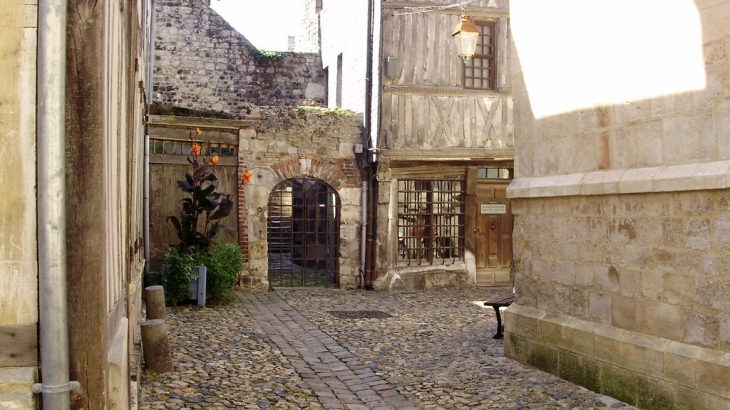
[152,0,366,289]
[1,0,150,408]
[504,1,730,409]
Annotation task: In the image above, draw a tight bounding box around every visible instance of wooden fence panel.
[149,156,239,267]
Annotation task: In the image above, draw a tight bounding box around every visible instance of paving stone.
[138,288,639,410]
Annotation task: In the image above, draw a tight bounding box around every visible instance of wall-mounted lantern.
[452,14,479,63]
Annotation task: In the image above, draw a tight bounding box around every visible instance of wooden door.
[475,200,512,270]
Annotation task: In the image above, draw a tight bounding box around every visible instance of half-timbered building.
[372,0,514,289]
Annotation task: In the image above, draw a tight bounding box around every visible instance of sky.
[210,0,304,51]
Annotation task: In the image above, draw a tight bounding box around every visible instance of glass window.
[463,20,496,91]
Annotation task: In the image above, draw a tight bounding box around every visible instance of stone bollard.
[140,319,173,373]
[145,285,166,320]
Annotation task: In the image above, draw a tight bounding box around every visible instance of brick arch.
[271,158,360,190]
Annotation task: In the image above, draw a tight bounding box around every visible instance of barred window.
[463,20,496,90]
[150,139,237,157]
[397,180,465,265]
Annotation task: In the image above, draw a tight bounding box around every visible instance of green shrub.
[159,247,195,306]
[205,242,243,303]
[160,242,242,306]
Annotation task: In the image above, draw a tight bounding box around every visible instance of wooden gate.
[267,177,340,287]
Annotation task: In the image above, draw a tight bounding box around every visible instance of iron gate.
[267,178,340,287]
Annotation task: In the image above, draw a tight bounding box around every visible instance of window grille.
[463,20,496,90]
[149,139,237,157]
[397,180,465,265]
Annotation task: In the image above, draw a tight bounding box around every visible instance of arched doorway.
[267,177,340,287]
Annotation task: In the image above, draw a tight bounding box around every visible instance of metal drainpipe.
[144,134,150,276]
[144,0,156,276]
[359,181,367,288]
[33,0,79,407]
[362,0,377,289]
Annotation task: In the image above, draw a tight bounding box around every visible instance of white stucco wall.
[319,0,369,112]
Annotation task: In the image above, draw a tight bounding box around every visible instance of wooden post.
[140,319,173,373]
[144,285,166,320]
[195,266,207,307]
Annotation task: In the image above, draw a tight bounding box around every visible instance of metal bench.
[484,294,515,339]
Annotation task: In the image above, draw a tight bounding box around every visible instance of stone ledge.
[507,160,730,198]
[504,303,730,402]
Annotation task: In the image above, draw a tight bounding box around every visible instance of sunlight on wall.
[511,0,706,118]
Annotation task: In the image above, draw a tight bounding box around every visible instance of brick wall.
[154,0,325,115]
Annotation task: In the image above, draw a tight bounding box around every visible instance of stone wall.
[239,107,365,290]
[505,1,730,408]
[154,0,325,115]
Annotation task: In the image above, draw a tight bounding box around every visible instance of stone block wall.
[154,0,325,116]
[238,107,365,290]
[505,1,730,408]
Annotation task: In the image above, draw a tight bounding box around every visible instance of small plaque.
[481,204,506,214]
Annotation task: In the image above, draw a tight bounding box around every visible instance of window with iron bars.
[463,20,496,91]
[149,138,237,157]
[397,180,465,265]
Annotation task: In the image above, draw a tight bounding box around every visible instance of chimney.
[288,36,296,52]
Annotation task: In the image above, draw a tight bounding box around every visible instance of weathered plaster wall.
[297,0,320,54]
[505,1,730,408]
[318,0,369,111]
[154,0,325,115]
[0,0,38,408]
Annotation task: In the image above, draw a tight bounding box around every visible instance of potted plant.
[160,128,252,306]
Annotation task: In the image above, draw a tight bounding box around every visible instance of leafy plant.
[167,129,237,252]
[162,128,252,306]
[296,105,353,117]
[204,242,243,303]
[252,49,284,64]
[159,247,195,306]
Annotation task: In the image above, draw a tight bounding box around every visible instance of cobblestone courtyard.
[138,288,636,410]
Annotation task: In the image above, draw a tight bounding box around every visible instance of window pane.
[462,20,496,90]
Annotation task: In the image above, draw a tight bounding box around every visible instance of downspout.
[359,181,367,288]
[34,0,79,407]
[363,0,378,289]
[144,133,150,276]
[144,0,156,276]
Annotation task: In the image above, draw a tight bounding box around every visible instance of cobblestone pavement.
[138,288,638,410]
